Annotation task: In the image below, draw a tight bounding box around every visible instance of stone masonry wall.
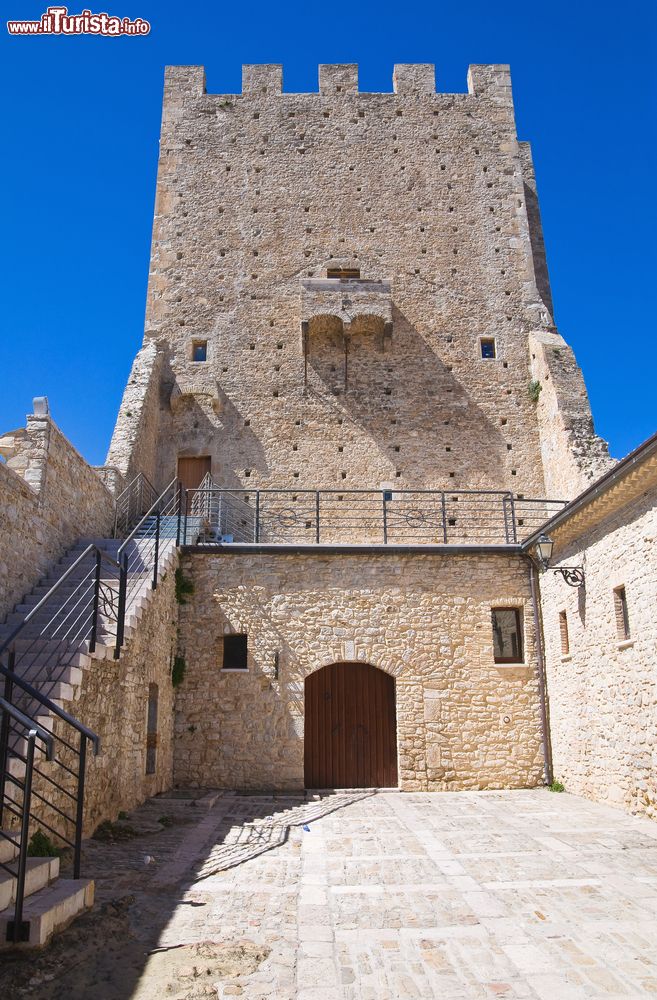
[0,412,119,621]
[530,330,614,498]
[29,559,178,840]
[109,62,607,501]
[106,341,163,486]
[174,551,545,791]
[540,487,657,819]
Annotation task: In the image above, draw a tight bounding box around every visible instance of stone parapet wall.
[0,412,118,620]
[540,485,657,819]
[174,551,546,791]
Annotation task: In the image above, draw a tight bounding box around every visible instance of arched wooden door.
[304,662,398,788]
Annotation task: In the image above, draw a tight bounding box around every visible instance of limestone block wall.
[540,487,657,818]
[0,411,119,621]
[174,551,546,791]
[106,341,163,486]
[108,61,606,501]
[530,330,613,499]
[30,561,178,839]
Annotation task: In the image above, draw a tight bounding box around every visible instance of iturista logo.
[7,6,151,35]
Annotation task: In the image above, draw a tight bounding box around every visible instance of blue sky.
[1,0,655,464]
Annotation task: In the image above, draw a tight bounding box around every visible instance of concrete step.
[0,832,19,865]
[0,856,59,911]
[0,877,94,949]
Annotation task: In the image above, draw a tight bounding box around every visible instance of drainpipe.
[525,554,553,786]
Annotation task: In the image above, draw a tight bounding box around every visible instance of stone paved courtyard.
[2,789,657,999]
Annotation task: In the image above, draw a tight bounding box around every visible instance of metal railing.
[0,663,99,944]
[181,486,567,547]
[115,478,183,656]
[0,475,181,943]
[113,473,158,539]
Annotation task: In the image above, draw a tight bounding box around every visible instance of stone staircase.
[0,531,178,947]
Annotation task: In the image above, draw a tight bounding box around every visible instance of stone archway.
[304,662,398,789]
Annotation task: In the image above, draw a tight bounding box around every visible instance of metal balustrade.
[181,485,567,547]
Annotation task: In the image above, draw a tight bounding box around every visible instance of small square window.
[491,607,523,663]
[222,634,248,671]
[192,341,208,362]
[613,586,630,640]
[480,338,496,360]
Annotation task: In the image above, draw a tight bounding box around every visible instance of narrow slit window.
[326,267,360,279]
[222,633,248,671]
[559,611,570,655]
[480,337,496,360]
[613,586,630,640]
[192,340,208,362]
[491,607,523,663]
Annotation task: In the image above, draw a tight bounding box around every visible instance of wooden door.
[177,456,211,492]
[304,662,398,789]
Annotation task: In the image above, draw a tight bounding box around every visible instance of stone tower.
[107,63,610,500]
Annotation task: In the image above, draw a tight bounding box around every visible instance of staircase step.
[0,877,94,949]
[0,856,59,911]
[0,832,19,865]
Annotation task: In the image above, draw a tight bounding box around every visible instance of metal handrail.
[117,477,179,559]
[0,544,121,660]
[0,699,54,760]
[0,663,100,751]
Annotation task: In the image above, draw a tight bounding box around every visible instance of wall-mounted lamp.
[534,533,585,588]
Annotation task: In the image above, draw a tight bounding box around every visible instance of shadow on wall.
[156,349,270,488]
[305,304,510,487]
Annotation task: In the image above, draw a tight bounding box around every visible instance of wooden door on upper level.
[177,456,211,492]
[304,662,398,789]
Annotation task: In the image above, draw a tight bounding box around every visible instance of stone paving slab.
[141,789,657,999]
[2,789,657,998]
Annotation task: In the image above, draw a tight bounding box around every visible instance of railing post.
[315,491,320,544]
[89,549,102,654]
[183,490,188,546]
[508,493,518,543]
[114,553,128,660]
[73,733,87,879]
[254,491,260,543]
[382,491,388,544]
[441,492,448,543]
[0,649,15,828]
[11,730,36,944]
[176,482,183,547]
[152,510,161,590]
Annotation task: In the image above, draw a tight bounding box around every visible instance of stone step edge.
[0,878,94,949]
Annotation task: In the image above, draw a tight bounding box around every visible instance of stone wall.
[174,551,546,791]
[530,330,613,499]
[106,341,163,486]
[30,560,178,839]
[540,486,657,819]
[0,410,119,621]
[109,62,607,501]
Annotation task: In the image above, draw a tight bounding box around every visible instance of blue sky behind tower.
[1,0,655,463]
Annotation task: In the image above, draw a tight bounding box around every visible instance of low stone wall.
[174,551,545,791]
[0,412,119,621]
[540,487,657,819]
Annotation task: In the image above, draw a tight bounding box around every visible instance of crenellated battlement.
[163,62,513,104]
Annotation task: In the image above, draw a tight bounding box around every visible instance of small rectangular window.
[492,607,523,663]
[480,337,496,359]
[559,611,569,655]
[613,586,630,640]
[222,633,248,671]
[326,267,360,279]
[192,340,208,362]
